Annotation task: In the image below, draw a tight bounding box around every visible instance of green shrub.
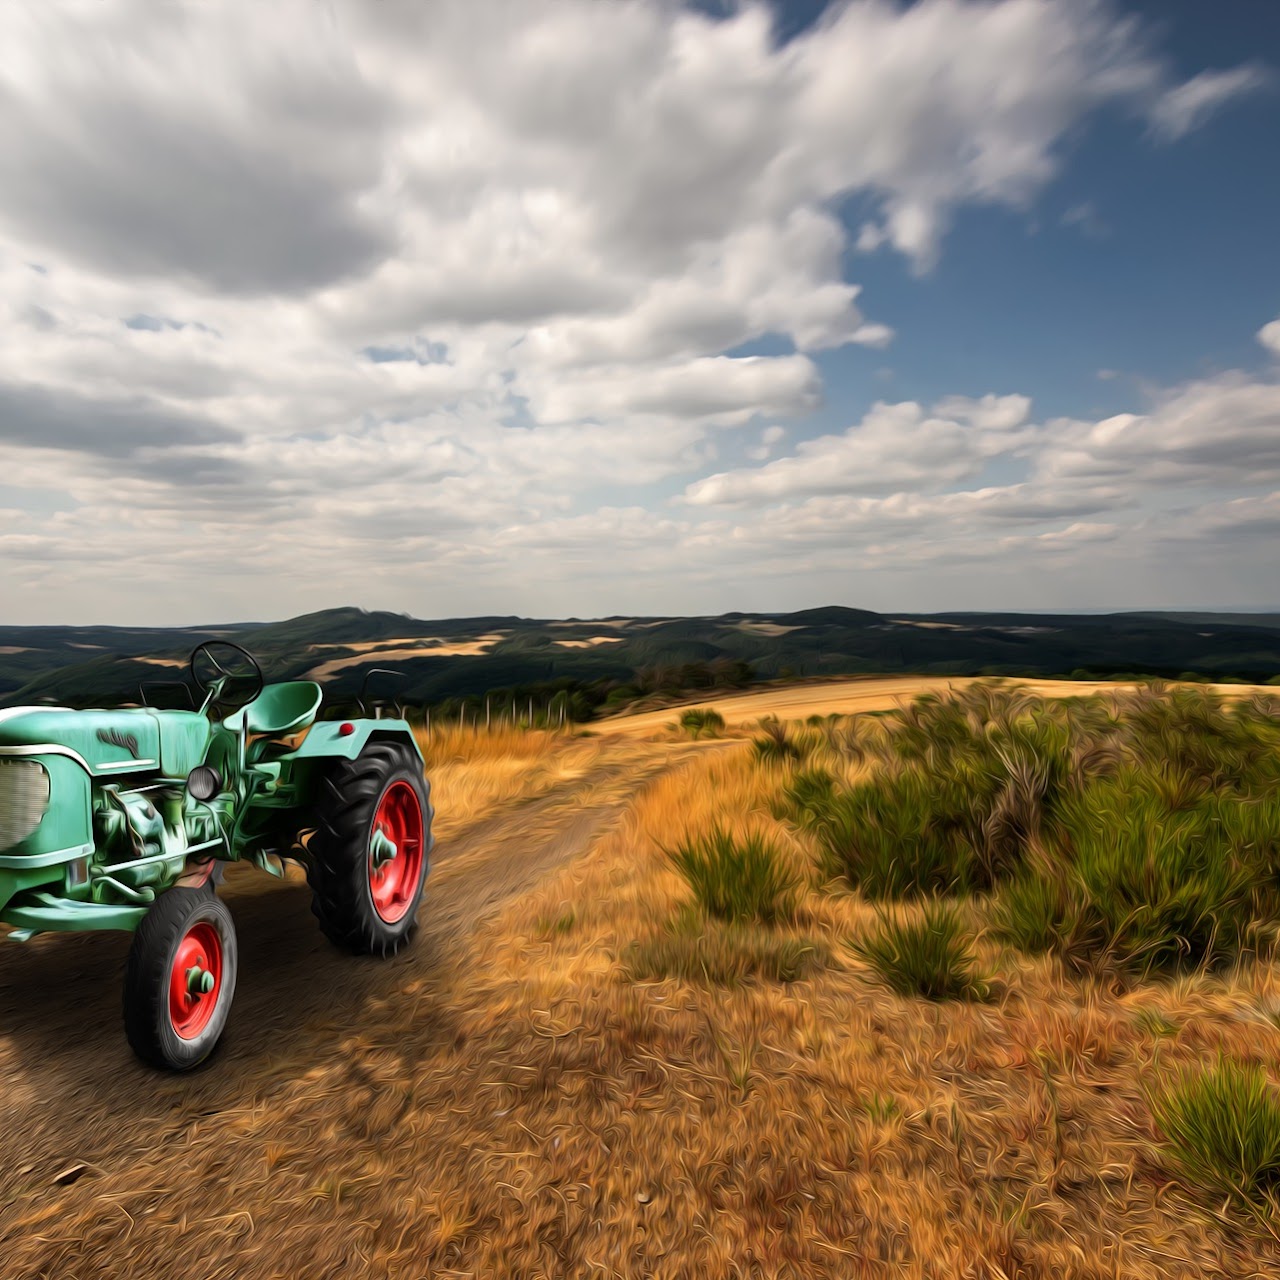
[603,684,641,708]
[851,902,987,1000]
[783,692,1083,899]
[992,869,1099,967]
[752,717,802,765]
[678,706,726,739]
[775,767,838,833]
[1153,1060,1280,1211]
[1061,775,1256,975]
[1123,684,1278,794]
[1219,791,1280,880]
[770,685,1280,976]
[816,771,969,899]
[808,686,1280,962]
[993,777,1280,977]
[668,826,800,925]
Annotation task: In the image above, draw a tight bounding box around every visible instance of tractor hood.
[0,706,211,778]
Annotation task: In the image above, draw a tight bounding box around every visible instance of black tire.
[123,885,238,1071]
[306,741,433,957]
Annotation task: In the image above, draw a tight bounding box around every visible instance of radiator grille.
[0,758,50,849]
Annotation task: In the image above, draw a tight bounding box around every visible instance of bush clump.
[667,825,800,926]
[1060,774,1257,975]
[679,706,726,739]
[991,868,1094,962]
[851,902,987,1001]
[777,683,1280,979]
[752,717,803,766]
[1153,1060,1280,1212]
[817,770,970,899]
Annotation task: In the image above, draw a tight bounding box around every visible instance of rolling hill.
[2,604,1280,713]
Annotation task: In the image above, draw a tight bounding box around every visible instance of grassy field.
[594,675,1148,736]
[3,677,1280,1277]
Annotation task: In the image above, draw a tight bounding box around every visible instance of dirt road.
[0,740,701,1275]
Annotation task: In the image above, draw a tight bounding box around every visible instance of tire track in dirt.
[0,740,721,1217]
[419,748,693,950]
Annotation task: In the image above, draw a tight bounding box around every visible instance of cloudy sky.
[1,0,1278,625]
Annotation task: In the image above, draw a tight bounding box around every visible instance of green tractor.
[0,641,433,1070]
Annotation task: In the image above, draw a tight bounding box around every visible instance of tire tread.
[123,885,236,1071]
[305,742,432,956]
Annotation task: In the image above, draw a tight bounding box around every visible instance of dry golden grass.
[414,722,605,838]
[433,740,1280,1277]
[4,689,1280,1277]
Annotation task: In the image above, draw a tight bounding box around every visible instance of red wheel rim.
[168,920,224,1040]
[368,780,425,924]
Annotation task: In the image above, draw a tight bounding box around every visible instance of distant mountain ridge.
[2,604,1279,708]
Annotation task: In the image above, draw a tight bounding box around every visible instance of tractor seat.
[227,681,324,736]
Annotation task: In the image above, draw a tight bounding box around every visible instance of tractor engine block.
[90,784,230,904]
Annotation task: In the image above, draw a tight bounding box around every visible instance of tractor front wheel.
[123,885,238,1071]
[306,742,432,957]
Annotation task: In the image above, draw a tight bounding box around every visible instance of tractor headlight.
[0,758,51,849]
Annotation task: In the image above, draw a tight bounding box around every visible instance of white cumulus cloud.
[1258,319,1280,358]
[0,0,1268,621]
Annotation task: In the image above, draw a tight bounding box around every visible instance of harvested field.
[734,621,801,636]
[553,635,624,649]
[594,674,1273,737]
[307,635,503,679]
[307,635,507,655]
[549,619,635,629]
[593,675,1109,736]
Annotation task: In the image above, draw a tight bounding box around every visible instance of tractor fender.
[287,719,424,767]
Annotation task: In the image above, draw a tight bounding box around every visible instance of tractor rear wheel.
[123,885,238,1071]
[306,742,432,957]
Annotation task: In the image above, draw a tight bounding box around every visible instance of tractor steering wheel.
[189,641,264,715]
